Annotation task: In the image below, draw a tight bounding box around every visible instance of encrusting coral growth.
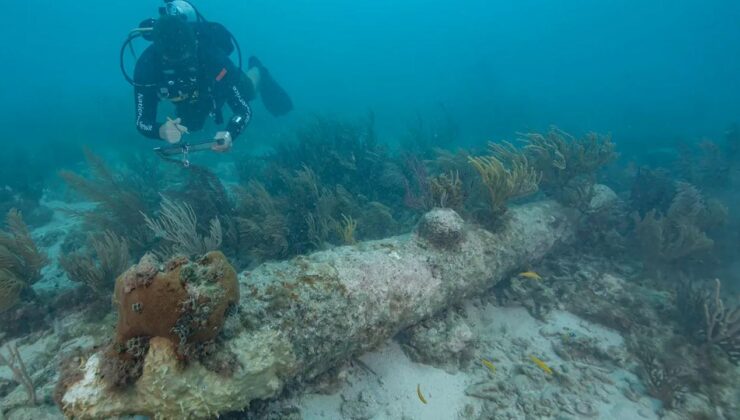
[97,251,238,388]
[58,201,576,418]
[0,209,47,313]
[416,208,466,249]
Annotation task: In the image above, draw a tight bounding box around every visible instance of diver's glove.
[159,117,189,143]
[211,131,232,153]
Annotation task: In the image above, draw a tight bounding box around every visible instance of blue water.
[1,0,739,154]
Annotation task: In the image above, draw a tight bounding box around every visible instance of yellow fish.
[518,271,542,281]
[416,384,428,404]
[482,358,496,373]
[529,355,553,375]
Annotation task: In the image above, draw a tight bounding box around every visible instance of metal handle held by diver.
[153,138,225,156]
[153,138,225,167]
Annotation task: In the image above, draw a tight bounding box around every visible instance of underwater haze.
[1,1,740,419]
[1,0,739,147]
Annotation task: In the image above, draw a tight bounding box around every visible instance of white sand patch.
[33,199,92,291]
[0,334,58,382]
[299,341,470,420]
[466,304,658,419]
[297,304,660,420]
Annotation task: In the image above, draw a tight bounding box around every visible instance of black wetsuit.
[133,43,255,141]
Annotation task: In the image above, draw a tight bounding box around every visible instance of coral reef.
[519,127,617,206]
[633,182,726,277]
[143,195,223,258]
[232,161,403,264]
[676,138,733,191]
[630,339,688,409]
[497,272,558,321]
[59,230,130,302]
[699,279,740,364]
[0,210,47,314]
[267,116,399,204]
[0,273,25,315]
[59,202,576,417]
[630,167,677,217]
[678,278,740,364]
[468,142,540,221]
[0,343,36,405]
[428,171,466,212]
[336,214,358,245]
[59,149,158,255]
[574,184,631,254]
[398,308,476,373]
[5,112,739,419]
[232,181,291,262]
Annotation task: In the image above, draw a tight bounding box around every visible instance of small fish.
[481,358,496,373]
[518,271,542,281]
[416,384,428,404]
[529,355,553,375]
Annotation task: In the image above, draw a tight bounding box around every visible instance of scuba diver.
[123,0,292,155]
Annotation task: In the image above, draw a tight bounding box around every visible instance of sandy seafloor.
[297,305,658,420]
[0,200,734,420]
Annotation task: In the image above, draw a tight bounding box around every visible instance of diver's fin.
[250,56,293,116]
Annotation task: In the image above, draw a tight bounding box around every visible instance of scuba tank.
[120,0,242,87]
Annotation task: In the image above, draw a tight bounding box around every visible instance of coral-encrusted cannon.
[102,251,239,387]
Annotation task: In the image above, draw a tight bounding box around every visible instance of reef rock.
[398,309,476,373]
[585,184,620,214]
[60,201,577,419]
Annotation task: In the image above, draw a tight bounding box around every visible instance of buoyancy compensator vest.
[120,0,242,88]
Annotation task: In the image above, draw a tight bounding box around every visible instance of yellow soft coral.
[469,142,540,217]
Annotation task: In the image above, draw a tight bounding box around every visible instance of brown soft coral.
[0,270,25,312]
[0,209,47,312]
